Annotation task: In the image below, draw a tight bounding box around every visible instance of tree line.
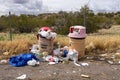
[0,6,120,34]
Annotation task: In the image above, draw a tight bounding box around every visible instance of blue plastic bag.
[9,53,38,67]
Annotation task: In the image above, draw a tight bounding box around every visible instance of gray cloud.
[0,0,43,15]
[13,0,28,4]
[89,0,120,13]
[0,0,120,16]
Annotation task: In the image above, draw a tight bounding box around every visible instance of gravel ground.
[0,60,120,80]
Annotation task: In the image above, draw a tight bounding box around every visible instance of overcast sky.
[0,0,120,15]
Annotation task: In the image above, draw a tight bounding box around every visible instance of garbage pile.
[8,43,81,67]
[5,26,120,67]
[8,26,81,67]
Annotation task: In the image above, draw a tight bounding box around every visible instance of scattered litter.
[45,55,59,64]
[0,59,8,64]
[53,57,59,63]
[62,60,69,64]
[98,57,105,61]
[30,44,39,54]
[27,59,39,66]
[74,62,81,66]
[62,46,69,57]
[86,56,94,60]
[107,60,114,64]
[63,50,68,57]
[16,74,26,80]
[3,51,9,55]
[57,42,61,48]
[45,55,53,61]
[66,49,78,63]
[81,74,90,78]
[53,48,61,57]
[48,62,56,65]
[65,49,80,66]
[80,62,89,66]
[42,52,49,57]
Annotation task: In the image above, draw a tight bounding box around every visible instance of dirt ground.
[0,60,120,80]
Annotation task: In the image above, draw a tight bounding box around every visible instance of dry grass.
[86,35,120,50]
[0,25,120,59]
[0,33,37,59]
[98,25,120,35]
[0,34,120,59]
[54,35,69,47]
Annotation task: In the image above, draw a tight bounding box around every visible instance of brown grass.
[0,25,120,59]
[0,34,120,59]
[86,35,120,50]
[0,33,37,59]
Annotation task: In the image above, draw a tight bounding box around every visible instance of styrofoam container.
[68,26,86,38]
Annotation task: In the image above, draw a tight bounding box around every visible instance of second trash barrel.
[37,26,54,54]
[68,25,86,58]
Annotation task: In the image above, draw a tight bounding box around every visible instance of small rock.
[118,60,120,64]
[113,67,118,70]
[48,74,51,76]
[72,71,76,73]
[66,72,69,73]
[86,56,94,60]
[53,72,57,75]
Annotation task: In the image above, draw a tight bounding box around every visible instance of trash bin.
[38,37,53,54]
[36,26,54,54]
[68,25,86,58]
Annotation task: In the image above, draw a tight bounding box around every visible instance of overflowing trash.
[8,26,87,67]
[37,26,57,54]
[37,26,57,40]
[38,30,57,40]
[7,26,120,68]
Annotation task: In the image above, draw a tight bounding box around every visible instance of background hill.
[0,6,120,34]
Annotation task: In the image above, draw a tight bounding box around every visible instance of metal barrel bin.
[69,38,85,58]
[68,25,87,58]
